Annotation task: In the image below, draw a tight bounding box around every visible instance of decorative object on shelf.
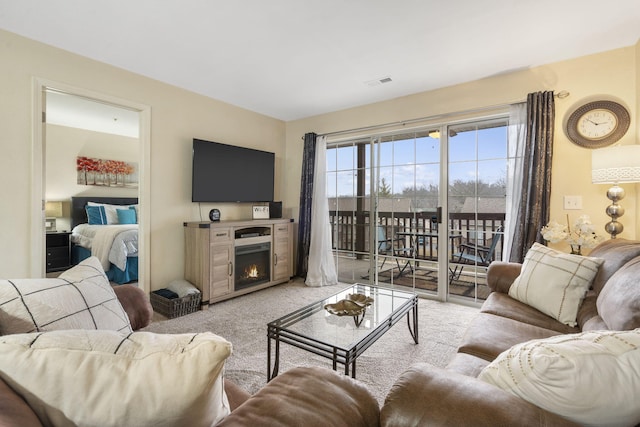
[541,214,603,255]
[209,208,220,222]
[252,205,269,219]
[324,294,374,327]
[591,145,640,238]
[565,100,630,148]
[45,201,63,232]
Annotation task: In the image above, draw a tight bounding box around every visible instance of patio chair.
[376,225,414,277]
[449,226,503,283]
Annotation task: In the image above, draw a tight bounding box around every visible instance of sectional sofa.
[381,238,640,426]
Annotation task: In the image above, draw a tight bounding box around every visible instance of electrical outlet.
[563,195,582,210]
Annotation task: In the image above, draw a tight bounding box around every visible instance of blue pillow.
[117,208,137,224]
[85,205,107,225]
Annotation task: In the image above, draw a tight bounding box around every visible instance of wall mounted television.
[192,138,275,203]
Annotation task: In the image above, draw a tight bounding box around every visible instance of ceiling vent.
[365,76,393,87]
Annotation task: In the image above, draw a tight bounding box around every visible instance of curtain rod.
[311,90,569,140]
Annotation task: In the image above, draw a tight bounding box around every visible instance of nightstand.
[46,232,71,273]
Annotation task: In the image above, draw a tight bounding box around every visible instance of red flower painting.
[77,156,138,188]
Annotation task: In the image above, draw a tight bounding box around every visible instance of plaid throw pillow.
[0,256,132,335]
[508,243,603,326]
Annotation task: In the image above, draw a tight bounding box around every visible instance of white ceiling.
[2,0,640,121]
[46,91,140,138]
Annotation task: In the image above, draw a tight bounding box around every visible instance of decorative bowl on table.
[324,294,374,327]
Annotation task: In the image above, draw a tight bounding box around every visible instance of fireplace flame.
[245,264,259,278]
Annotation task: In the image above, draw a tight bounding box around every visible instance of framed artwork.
[76,156,138,188]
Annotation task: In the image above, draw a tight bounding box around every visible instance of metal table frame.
[267,284,418,380]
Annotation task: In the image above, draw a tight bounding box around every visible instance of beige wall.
[285,44,639,255]
[0,30,285,288]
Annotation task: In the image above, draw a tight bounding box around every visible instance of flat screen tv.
[192,138,275,203]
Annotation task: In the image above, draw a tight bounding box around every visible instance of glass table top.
[268,284,417,350]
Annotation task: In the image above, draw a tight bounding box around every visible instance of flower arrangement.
[541,215,604,255]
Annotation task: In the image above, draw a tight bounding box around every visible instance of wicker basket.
[150,290,201,319]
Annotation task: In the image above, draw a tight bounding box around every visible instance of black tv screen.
[192,139,275,203]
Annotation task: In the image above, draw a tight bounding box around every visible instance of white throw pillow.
[0,256,132,334]
[508,243,603,326]
[166,279,201,298]
[478,329,640,427]
[0,330,232,427]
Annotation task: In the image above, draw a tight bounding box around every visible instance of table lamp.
[591,145,640,238]
[45,201,63,232]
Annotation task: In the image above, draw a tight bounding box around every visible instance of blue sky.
[327,125,508,197]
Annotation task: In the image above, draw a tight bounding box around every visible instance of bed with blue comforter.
[70,197,139,284]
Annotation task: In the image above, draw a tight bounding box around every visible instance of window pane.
[335,145,356,171]
[477,159,506,195]
[449,129,476,162]
[326,171,337,197]
[478,126,507,160]
[416,163,439,190]
[327,147,337,172]
[416,135,439,164]
[378,141,393,167]
[392,165,415,195]
[336,170,355,197]
[393,138,415,165]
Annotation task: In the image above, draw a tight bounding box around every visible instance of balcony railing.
[330,210,506,261]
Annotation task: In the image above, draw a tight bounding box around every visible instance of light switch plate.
[252,205,270,219]
[563,195,582,210]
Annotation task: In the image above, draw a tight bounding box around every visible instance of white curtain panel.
[503,102,527,261]
[305,135,338,287]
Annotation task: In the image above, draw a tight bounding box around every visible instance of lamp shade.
[591,145,640,184]
[45,201,63,218]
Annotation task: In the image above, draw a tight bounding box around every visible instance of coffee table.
[267,284,418,380]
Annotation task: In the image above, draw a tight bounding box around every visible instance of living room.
[1,2,640,426]
[1,9,639,292]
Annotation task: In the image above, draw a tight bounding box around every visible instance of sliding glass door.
[447,119,507,303]
[327,117,508,303]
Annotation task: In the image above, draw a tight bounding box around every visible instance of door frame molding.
[31,78,151,294]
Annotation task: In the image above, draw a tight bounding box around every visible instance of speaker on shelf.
[269,201,282,218]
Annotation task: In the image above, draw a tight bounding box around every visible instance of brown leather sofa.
[381,238,640,426]
[0,284,379,427]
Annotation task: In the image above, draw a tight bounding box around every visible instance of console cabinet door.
[273,223,291,281]
[210,229,233,297]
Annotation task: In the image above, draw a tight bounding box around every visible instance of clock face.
[577,109,617,140]
[565,100,630,149]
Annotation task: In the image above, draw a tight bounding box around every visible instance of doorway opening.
[32,79,151,293]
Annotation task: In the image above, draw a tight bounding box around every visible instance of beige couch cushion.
[478,329,640,427]
[508,243,603,327]
[0,257,131,335]
[0,330,232,427]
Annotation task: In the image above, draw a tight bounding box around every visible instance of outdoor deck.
[334,253,491,302]
[330,210,504,302]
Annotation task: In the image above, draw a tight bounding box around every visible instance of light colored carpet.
[142,278,480,404]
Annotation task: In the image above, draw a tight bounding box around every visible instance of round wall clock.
[565,100,630,148]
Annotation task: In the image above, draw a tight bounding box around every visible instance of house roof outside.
[461,197,506,214]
